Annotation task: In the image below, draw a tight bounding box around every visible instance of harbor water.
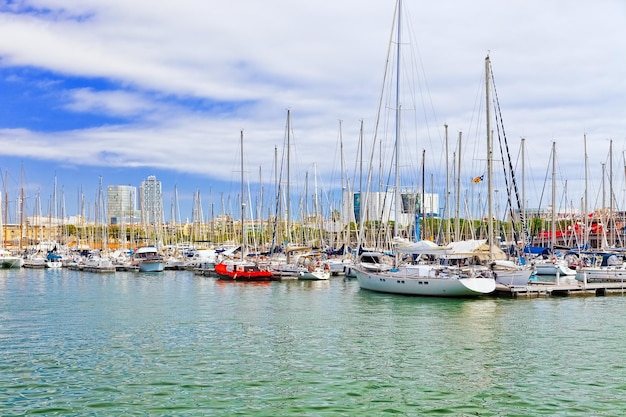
[2,268,626,416]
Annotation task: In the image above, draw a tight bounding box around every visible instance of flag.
[472,175,484,184]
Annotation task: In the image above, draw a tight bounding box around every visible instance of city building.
[107,185,139,225]
[140,175,163,225]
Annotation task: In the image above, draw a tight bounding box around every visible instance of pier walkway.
[495,279,626,297]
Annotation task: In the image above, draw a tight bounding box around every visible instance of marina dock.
[495,280,626,297]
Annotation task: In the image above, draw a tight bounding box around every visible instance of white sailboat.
[532,142,576,277]
[354,0,495,297]
[0,249,22,269]
[0,191,22,268]
[482,55,533,287]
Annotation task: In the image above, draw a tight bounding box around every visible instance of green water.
[1,268,626,416]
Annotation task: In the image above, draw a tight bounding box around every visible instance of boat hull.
[534,262,576,276]
[0,257,23,269]
[138,260,165,273]
[45,261,63,269]
[132,246,165,272]
[215,262,272,281]
[494,269,534,286]
[354,267,495,297]
[298,268,330,280]
[576,267,626,282]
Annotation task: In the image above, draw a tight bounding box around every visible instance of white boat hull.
[45,260,63,269]
[534,262,576,276]
[354,266,495,297]
[576,267,626,282]
[324,259,349,276]
[83,257,116,273]
[298,268,330,281]
[488,260,534,286]
[494,269,534,286]
[0,257,23,269]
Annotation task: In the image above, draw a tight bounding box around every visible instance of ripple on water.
[2,270,626,415]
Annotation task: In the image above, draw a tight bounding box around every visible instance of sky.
[1,0,626,223]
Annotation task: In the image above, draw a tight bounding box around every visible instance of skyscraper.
[140,175,163,225]
[107,185,138,225]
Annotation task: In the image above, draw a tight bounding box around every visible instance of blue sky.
[1,0,626,223]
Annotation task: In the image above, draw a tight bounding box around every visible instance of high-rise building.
[140,175,163,225]
[107,185,138,225]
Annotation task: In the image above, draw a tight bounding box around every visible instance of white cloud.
[63,88,157,116]
[0,0,625,213]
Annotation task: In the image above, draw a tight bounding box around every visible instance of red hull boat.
[214,261,272,281]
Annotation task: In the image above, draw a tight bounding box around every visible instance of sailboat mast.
[521,137,526,245]
[455,132,462,241]
[551,142,556,252]
[393,0,402,238]
[584,134,588,247]
[240,129,246,261]
[286,109,291,244]
[19,165,24,251]
[445,124,450,243]
[485,55,494,259]
[2,170,7,247]
[609,139,614,247]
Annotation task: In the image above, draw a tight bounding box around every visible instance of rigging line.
[355,0,400,249]
[490,64,528,246]
[489,65,525,220]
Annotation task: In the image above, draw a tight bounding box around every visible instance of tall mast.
[2,170,7,248]
[551,142,556,252]
[286,109,291,243]
[337,119,347,251]
[455,131,462,241]
[240,129,245,260]
[485,55,494,259]
[444,124,450,243]
[609,139,614,247]
[393,0,402,238]
[583,134,589,244]
[19,165,24,251]
[521,137,526,246]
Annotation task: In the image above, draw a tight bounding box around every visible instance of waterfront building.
[107,185,139,225]
[140,176,164,225]
[342,189,440,228]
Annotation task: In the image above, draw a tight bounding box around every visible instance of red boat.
[214,260,272,281]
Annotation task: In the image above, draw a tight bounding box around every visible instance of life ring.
[308,265,315,272]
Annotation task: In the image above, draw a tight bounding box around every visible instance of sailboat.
[532,142,576,277]
[0,248,22,269]
[214,130,272,282]
[0,191,22,268]
[353,0,496,297]
[482,55,534,287]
